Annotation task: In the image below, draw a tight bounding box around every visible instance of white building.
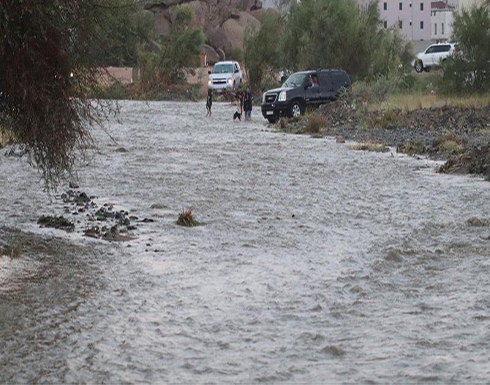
[431,1,455,41]
[358,0,432,41]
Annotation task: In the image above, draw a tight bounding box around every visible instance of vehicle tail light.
[453,47,457,53]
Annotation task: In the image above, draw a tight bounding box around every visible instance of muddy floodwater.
[1,101,490,383]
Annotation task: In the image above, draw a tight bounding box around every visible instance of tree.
[244,0,412,88]
[443,4,490,92]
[0,0,151,186]
[244,11,283,91]
[281,0,411,80]
[90,1,155,67]
[158,5,204,83]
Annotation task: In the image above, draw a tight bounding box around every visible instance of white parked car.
[413,43,458,73]
[208,61,242,91]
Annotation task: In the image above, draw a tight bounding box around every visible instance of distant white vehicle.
[208,61,242,91]
[413,43,458,73]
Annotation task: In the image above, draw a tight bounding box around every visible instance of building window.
[420,21,424,29]
[399,20,403,29]
[442,23,444,34]
[420,2,424,10]
[384,2,387,10]
[384,20,388,28]
[435,23,437,34]
[399,2,403,10]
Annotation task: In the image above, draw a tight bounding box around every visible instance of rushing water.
[1,101,490,383]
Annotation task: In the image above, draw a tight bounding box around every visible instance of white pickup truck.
[208,61,243,91]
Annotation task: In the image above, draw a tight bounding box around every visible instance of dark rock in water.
[116,147,128,153]
[141,218,155,223]
[38,215,75,232]
[84,226,101,238]
[150,203,167,209]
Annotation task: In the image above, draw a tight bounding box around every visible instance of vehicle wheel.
[267,116,277,124]
[290,101,303,118]
[414,60,423,73]
[424,66,431,73]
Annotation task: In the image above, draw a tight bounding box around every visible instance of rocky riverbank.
[277,101,490,181]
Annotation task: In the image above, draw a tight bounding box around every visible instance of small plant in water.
[177,207,200,227]
[1,238,24,258]
[349,143,390,153]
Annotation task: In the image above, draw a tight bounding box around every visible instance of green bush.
[442,4,490,93]
[231,47,244,62]
[244,11,283,92]
[281,0,413,80]
[343,71,405,105]
[158,5,204,83]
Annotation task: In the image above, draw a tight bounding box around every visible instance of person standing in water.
[206,89,213,117]
[243,86,253,121]
[233,91,243,121]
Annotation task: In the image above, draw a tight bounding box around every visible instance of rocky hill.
[143,0,276,63]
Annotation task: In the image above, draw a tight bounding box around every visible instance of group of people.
[206,87,254,122]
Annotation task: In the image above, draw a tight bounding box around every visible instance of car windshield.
[212,64,234,74]
[283,73,308,88]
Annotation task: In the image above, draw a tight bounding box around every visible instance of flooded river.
[1,101,490,382]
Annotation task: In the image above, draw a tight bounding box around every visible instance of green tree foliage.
[0,0,153,186]
[282,0,411,79]
[443,4,490,93]
[91,1,155,67]
[243,12,283,91]
[158,5,204,83]
[244,0,413,91]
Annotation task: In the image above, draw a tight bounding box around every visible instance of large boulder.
[222,12,259,52]
[216,47,226,61]
[146,0,264,57]
[236,11,260,29]
[207,27,232,55]
[154,11,172,36]
[201,44,220,65]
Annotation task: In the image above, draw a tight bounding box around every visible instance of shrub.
[0,237,24,258]
[231,47,244,63]
[159,5,204,83]
[244,12,283,92]
[349,143,390,152]
[442,4,490,93]
[306,113,326,134]
[177,207,200,227]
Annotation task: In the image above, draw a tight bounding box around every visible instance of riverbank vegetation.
[0,0,156,187]
[244,0,412,92]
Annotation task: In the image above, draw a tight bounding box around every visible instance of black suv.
[261,69,351,123]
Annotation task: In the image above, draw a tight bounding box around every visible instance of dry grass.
[432,134,465,155]
[177,207,200,227]
[363,109,399,129]
[0,128,16,147]
[439,139,464,154]
[1,238,24,258]
[349,143,390,153]
[367,93,490,112]
[305,113,326,134]
[466,217,490,227]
